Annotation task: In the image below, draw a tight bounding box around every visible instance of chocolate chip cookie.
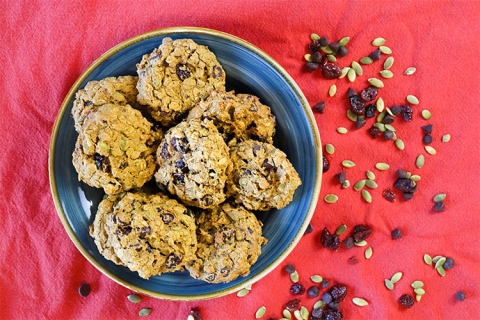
[136,37,226,127]
[186,202,266,283]
[226,140,302,211]
[187,90,276,146]
[155,118,231,209]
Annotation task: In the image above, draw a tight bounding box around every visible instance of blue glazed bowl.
[49,27,321,300]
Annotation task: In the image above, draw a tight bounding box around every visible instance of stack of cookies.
[72,38,301,283]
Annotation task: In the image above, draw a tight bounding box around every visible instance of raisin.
[364,104,376,118]
[369,49,381,61]
[322,63,342,79]
[443,257,455,269]
[423,134,433,144]
[253,145,261,156]
[323,309,343,320]
[391,228,402,239]
[306,61,320,72]
[348,256,359,264]
[401,105,413,121]
[398,294,415,308]
[176,63,191,81]
[262,159,275,171]
[115,226,132,236]
[369,126,382,138]
[330,284,347,302]
[285,298,301,311]
[394,178,416,192]
[313,101,326,113]
[329,42,340,53]
[139,226,151,239]
[290,283,305,295]
[335,172,346,184]
[352,225,372,242]
[349,95,365,115]
[175,159,188,173]
[309,40,322,53]
[307,285,320,298]
[78,283,91,297]
[94,153,110,173]
[383,188,396,202]
[320,227,339,250]
[171,137,188,153]
[165,253,182,268]
[433,201,445,212]
[337,46,348,57]
[323,155,330,173]
[343,236,354,249]
[360,86,378,102]
[285,263,296,274]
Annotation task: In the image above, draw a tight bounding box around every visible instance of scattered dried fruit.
[398,294,415,308]
[383,188,396,202]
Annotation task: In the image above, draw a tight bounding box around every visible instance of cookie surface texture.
[136,37,226,127]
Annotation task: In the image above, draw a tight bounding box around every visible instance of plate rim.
[48,26,322,301]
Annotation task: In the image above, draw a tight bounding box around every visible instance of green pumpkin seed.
[342,160,356,168]
[324,194,339,203]
[290,270,299,283]
[283,309,292,319]
[187,315,195,320]
[340,67,350,79]
[406,95,419,105]
[406,171,412,179]
[442,134,451,143]
[385,279,394,290]
[244,284,252,290]
[362,189,372,203]
[321,46,333,54]
[435,257,447,269]
[404,67,416,75]
[416,294,422,302]
[380,70,394,78]
[365,180,378,189]
[327,54,337,62]
[139,308,152,317]
[325,143,335,155]
[352,297,369,306]
[384,56,394,69]
[395,139,405,150]
[329,84,337,97]
[293,310,301,320]
[304,53,312,62]
[347,109,358,121]
[416,155,425,168]
[410,174,421,181]
[437,266,446,277]
[347,68,357,82]
[411,280,424,289]
[376,97,385,112]
[373,122,386,132]
[237,288,250,297]
[424,254,433,265]
[360,56,373,64]
[376,110,386,123]
[385,107,394,117]
[342,180,350,188]
[311,275,323,283]
[425,145,437,155]
[98,141,110,154]
[339,36,350,46]
[414,288,426,295]
[421,109,432,120]
[311,33,320,41]
[432,255,444,263]
[300,306,309,319]
[337,127,348,134]
[127,294,142,303]
[375,162,390,170]
[255,306,266,319]
[368,77,384,88]
[372,37,386,46]
[391,272,403,283]
[354,180,366,191]
[366,170,376,180]
[384,123,395,131]
[314,300,325,309]
[433,193,446,202]
[355,240,367,247]
[335,224,347,236]
[379,46,392,54]
[365,247,373,259]
[352,61,363,75]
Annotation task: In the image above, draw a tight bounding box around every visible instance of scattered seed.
[337,127,348,134]
[395,139,405,150]
[244,284,252,290]
[384,123,395,132]
[406,95,419,105]
[335,224,347,236]
[139,308,152,317]
[314,300,325,309]
[432,255,444,264]
[416,155,425,168]
[304,54,312,62]
[347,109,358,122]
[416,294,422,302]
[433,193,446,202]
[347,68,357,82]
[410,174,421,182]
[313,101,326,113]
[290,270,299,283]
[355,240,367,247]
[329,84,337,97]
[321,46,333,54]
[376,97,385,112]
[351,61,363,75]
[442,134,451,143]
[437,266,446,277]
[360,56,373,64]
[366,170,376,180]
[424,254,433,265]
[425,146,436,155]
[404,67,416,75]
[435,257,447,269]
[342,160,356,168]
[325,144,335,155]
[373,122,386,132]
[380,70,394,78]
[354,180,366,191]
[283,309,292,319]
[327,54,337,62]
[365,247,373,259]
[324,194,339,203]
[342,180,350,188]
[300,306,309,319]
[421,110,432,120]
[368,78,384,88]
[376,111,386,123]
[78,283,91,297]
[379,46,392,54]
[375,162,390,171]
[339,67,350,79]
[384,56,394,69]
[237,288,250,297]
[361,189,372,203]
[255,306,266,319]
[352,297,369,306]
[391,272,403,283]
[311,275,323,283]
[410,281,424,289]
[385,279,394,290]
[293,310,302,320]
[127,294,142,303]
[456,291,466,302]
[310,33,320,41]
[414,288,426,295]
[365,180,378,188]
[372,38,386,46]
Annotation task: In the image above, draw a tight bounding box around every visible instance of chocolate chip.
[173,173,185,184]
[202,195,213,206]
[78,283,91,297]
[161,213,174,224]
[391,228,402,239]
[421,124,433,134]
[261,159,275,171]
[253,145,261,156]
[337,46,348,57]
[369,49,381,61]
[139,226,151,239]
[175,159,189,173]
[160,143,170,159]
[165,253,182,268]
[313,101,326,113]
[94,153,110,173]
[212,65,223,78]
[176,63,191,81]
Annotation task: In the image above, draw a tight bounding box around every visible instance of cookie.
[186,202,266,283]
[136,37,226,127]
[226,140,302,211]
[93,191,197,279]
[72,103,159,195]
[155,118,230,209]
[188,90,276,146]
[71,76,140,132]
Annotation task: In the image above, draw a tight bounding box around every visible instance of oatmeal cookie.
[155,118,230,209]
[71,76,140,132]
[136,37,226,127]
[226,140,302,211]
[186,202,266,283]
[188,90,276,145]
[95,191,197,279]
[72,103,159,195]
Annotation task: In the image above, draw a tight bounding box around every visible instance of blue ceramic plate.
[49,27,321,300]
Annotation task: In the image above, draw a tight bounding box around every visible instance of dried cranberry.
[313,101,326,113]
[383,188,396,202]
[337,46,348,57]
[285,298,301,311]
[306,61,320,72]
[352,225,372,242]
[322,63,342,79]
[360,86,378,102]
[391,228,402,239]
[290,283,305,295]
[330,284,347,302]
[349,95,365,115]
[394,178,416,192]
[398,294,415,308]
[364,104,376,118]
[285,263,296,274]
[369,126,382,138]
[307,285,320,298]
[401,105,413,121]
[343,236,354,249]
[323,155,330,173]
[320,227,340,250]
[323,309,343,320]
[369,49,381,61]
[433,201,445,212]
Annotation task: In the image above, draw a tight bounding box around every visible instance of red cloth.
[1,1,479,319]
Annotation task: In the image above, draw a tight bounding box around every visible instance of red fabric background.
[1,0,479,319]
